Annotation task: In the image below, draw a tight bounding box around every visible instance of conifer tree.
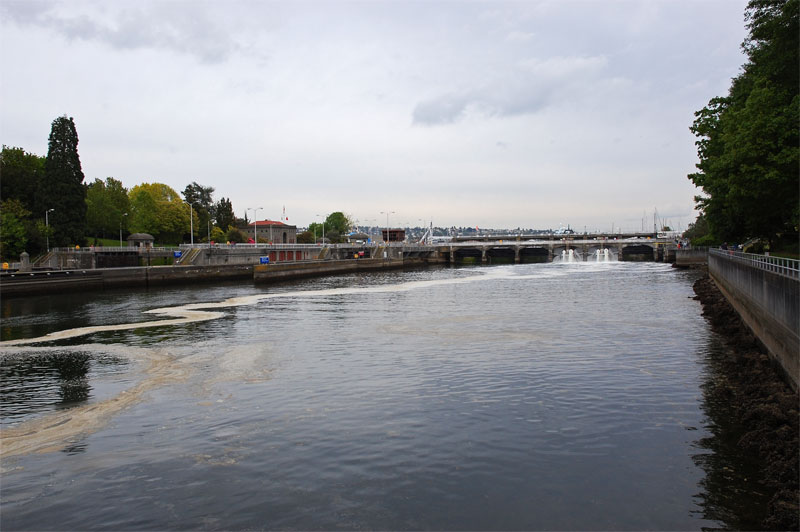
[41,115,87,247]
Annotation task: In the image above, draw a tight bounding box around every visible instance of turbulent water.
[0,262,768,530]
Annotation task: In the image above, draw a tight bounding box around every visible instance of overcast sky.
[1,0,748,232]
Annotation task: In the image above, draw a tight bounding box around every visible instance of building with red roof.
[249,220,297,244]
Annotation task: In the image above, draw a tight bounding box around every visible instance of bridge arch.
[519,247,548,263]
[621,244,656,261]
[453,247,483,264]
[486,247,515,264]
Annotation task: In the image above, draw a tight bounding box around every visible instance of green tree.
[307,222,323,242]
[683,214,715,245]
[296,230,314,243]
[86,178,131,240]
[0,146,45,210]
[182,182,215,236]
[40,116,88,247]
[688,0,799,246]
[226,227,246,243]
[325,212,352,235]
[210,226,226,243]
[128,183,191,245]
[0,199,30,260]
[213,197,235,231]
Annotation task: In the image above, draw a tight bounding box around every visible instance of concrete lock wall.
[675,248,708,266]
[254,258,408,283]
[709,253,799,390]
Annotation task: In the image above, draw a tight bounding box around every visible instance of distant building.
[249,220,297,244]
[382,228,405,242]
[127,233,154,248]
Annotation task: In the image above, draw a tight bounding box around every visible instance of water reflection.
[0,351,92,422]
[692,339,768,530]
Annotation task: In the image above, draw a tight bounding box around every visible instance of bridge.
[23,234,676,271]
[388,235,677,264]
[416,236,676,264]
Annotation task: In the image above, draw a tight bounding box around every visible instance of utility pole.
[45,208,54,252]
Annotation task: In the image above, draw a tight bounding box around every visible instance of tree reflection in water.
[692,339,787,531]
[1,351,92,423]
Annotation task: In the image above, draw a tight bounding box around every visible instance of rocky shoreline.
[693,274,799,530]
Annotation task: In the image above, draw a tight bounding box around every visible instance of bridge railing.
[709,248,799,279]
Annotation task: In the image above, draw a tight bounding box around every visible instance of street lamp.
[316,214,325,244]
[45,208,54,252]
[248,207,263,244]
[186,202,195,246]
[119,212,128,247]
[380,211,395,243]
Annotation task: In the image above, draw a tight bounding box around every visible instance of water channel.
[0,262,768,530]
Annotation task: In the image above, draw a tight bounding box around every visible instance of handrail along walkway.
[709,248,799,279]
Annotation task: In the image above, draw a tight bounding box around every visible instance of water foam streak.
[1,269,510,347]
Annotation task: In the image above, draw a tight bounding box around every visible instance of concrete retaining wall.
[1,258,432,296]
[1,264,253,297]
[709,252,799,389]
[675,248,708,266]
[254,258,410,283]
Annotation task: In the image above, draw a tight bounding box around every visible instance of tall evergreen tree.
[182,182,215,236]
[213,197,235,231]
[40,116,87,247]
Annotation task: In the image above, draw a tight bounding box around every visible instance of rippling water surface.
[0,262,766,530]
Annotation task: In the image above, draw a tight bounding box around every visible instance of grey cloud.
[0,1,56,23]
[2,1,240,63]
[412,94,470,125]
[412,55,608,126]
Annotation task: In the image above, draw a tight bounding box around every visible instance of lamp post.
[119,212,128,247]
[380,210,394,243]
[45,208,54,252]
[186,202,195,246]
[316,214,325,244]
[248,207,263,244]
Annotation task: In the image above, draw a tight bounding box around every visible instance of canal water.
[0,262,767,530]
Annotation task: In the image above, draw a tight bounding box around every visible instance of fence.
[709,248,799,279]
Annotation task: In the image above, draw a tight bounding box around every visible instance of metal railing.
[709,248,799,279]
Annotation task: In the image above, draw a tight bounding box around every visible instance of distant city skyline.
[0,0,749,232]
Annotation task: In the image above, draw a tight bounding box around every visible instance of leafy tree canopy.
[86,178,130,240]
[128,183,191,245]
[296,230,314,244]
[688,0,799,245]
[209,226,226,243]
[325,212,352,235]
[226,227,246,243]
[1,146,45,210]
[0,199,30,260]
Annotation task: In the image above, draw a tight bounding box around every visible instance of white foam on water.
[1,268,515,347]
[0,310,224,347]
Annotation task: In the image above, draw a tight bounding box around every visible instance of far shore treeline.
[0,117,353,261]
[0,116,245,260]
